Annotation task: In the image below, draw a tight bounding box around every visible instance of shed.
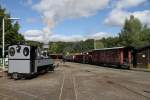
[136,45,150,69]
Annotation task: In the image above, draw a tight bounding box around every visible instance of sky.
[0,0,150,42]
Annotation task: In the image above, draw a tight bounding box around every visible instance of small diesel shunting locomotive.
[8,45,54,79]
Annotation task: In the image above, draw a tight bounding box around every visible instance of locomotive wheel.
[49,66,54,72]
[12,73,20,80]
[9,75,13,79]
[46,67,50,72]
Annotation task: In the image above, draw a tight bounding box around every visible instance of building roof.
[91,46,134,51]
[137,44,150,51]
[49,54,63,55]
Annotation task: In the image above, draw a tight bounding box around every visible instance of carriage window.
[9,47,15,56]
[23,47,29,56]
[43,52,47,57]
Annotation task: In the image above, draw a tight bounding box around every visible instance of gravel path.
[0,62,150,100]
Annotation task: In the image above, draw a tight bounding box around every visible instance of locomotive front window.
[23,47,29,56]
[9,47,15,56]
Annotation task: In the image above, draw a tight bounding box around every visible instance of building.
[136,45,150,69]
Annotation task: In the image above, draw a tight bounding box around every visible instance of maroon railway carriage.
[90,46,134,69]
[49,54,63,59]
[74,54,84,63]
[83,51,92,64]
[64,55,74,62]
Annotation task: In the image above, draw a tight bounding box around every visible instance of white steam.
[32,0,110,43]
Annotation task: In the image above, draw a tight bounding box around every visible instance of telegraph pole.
[2,17,20,77]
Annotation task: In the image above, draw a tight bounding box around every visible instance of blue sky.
[0,0,150,42]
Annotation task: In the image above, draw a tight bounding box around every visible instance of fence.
[0,58,8,68]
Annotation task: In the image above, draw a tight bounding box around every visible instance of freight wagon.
[64,54,74,62]
[74,54,84,63]
[64,46,134,69]
[90,47,134,69]
[49,54,63,59]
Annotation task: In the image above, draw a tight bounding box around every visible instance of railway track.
[58,66,78,100]
[0,62,150,100]
[59,64,150,100]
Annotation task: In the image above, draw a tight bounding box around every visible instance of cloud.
[104,0,150,27]
[104,9,129,26]
[33,0,109,21]
[23,30,44,42]
[115,0,147,9]
[133,10,150,27]
[23,28,53,43]
[87,32,114,40]
[23,29,113,42]
[49,32,113,42]
[31,0,110,43]
[104,9,150,27]
[49,34,84,42]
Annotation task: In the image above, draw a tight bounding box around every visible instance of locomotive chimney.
[43,44,49,50]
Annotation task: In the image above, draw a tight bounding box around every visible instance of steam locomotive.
[8,45,54,79]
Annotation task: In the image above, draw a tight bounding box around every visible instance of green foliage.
[141,25,150,44]
[26,40,43,47]
[101,37,120,48]
[48,39,95,54]
[0,6,25,46]
[84,39,95,50]
[119,15,150,47]
[94,40,104,49]
[48,15,150,54]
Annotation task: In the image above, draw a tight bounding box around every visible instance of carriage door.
[123,48,132,67]
[123,48,129,64]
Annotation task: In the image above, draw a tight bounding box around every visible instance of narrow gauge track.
[59,63,150,100]
[58,66,78,100]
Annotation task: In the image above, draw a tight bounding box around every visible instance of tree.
[48,42,60,54]
[0,5,25,46]
[100,37,120,48]
[119,15,143,47]
[141,25,150,44]
[47,15,150,54]
[84,39,95,50]
[26,40,43,47]
[94,40,104,49]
